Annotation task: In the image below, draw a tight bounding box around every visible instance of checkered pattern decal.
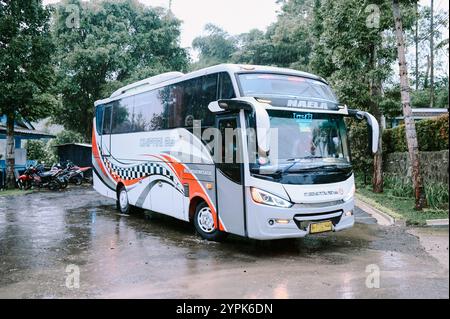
[103,157,174,182]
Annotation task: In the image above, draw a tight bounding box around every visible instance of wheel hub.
[197,207,215,233]
[119,189,128,210]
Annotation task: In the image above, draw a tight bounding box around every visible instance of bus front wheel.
[193,202,227,242]
[117,186,130,214]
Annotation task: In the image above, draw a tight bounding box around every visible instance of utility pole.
[430,0,434,107]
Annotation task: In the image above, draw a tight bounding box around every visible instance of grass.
[357,185,449,226]
[0,189,32,197]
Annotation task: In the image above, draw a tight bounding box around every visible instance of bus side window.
[219,72,236,99]
[181,77,201,128]
[112,97,134,134]
[217,117,242,184]
[199,74,218,127]
[96,106,104,135]
[102,105,112,135]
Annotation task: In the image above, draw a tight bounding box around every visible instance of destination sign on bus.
[259,97,340,111]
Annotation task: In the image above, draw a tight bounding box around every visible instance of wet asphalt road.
[0,186,448,299]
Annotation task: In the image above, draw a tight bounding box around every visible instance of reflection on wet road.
[0,186,448,298]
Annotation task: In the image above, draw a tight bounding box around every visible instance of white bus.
[93,64,379,241]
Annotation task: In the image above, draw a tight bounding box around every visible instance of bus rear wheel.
[193,202,227,242]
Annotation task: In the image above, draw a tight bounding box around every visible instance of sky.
[43,0,448,64]
[43,0,281,53]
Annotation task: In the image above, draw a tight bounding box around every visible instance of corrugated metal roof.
[54,143,92,148]
[0,125,55,138]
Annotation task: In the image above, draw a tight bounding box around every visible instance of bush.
[425,182,449,210]
[347,118,373,178]
[51,130,84,146]
[383,114,449,153]
[372,174,448,210]
[383,174,414,198]
[26,130,85,166]
[26,140,55,165]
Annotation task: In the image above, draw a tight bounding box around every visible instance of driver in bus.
[296,129,317,158]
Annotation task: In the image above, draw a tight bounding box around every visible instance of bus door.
[101,103,113,158]
[215,115,246,237]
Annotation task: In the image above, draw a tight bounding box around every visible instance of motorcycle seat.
[40,171,55,177]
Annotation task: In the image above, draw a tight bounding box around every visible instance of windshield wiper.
[278,159,303,176]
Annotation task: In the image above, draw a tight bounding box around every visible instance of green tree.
[192,24,238,69]
[408,5,448,93]
[392,0,427,209]
[0,0,56,188]
[232,28,276,66]
[52,0,189,141]
[268,0,314,70]
[232,0,314,69]
[308,0,416,193]
[26,140,52,164]
[26,129,84,166]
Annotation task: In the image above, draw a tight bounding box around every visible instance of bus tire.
[193,202,228,242]
[117,186,130,214]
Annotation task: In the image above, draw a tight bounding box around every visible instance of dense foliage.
[0,0,57,121]
[383,114,449,153]
[51,0,189,140]
[26,130,85,165]
[0,0,57,187]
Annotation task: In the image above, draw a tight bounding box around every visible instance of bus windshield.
[250,110,350,176]
[238,73,337,102]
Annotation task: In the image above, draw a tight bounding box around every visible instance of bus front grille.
[293,210,343,231]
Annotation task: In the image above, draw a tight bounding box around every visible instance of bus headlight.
[250,187,293,208]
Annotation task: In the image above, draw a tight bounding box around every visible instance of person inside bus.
[298,129,317,158]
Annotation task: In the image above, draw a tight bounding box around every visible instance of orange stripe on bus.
[159,154,221,230]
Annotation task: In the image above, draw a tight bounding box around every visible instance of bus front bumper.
[245,195,355,240]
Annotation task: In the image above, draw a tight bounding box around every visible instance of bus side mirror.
[254,104,271,156]
[348,109,379,154]
[208,101,224,113]
[208,99,271,156]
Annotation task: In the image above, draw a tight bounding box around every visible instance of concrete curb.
[355,198,396,226]
[426,219,449,227]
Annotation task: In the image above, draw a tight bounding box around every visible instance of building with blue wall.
[0,115,55,188]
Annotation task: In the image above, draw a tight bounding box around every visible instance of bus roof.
[94,64,328,107]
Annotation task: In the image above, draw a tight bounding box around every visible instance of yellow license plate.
[310,221,333,234]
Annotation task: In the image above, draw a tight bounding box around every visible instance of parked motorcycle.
[17,164,67,190]
[57,161,91,186]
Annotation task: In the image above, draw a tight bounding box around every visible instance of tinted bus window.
[133,90,165,132]
[219,72,235,99]
[96,106,104,134]
[102,104,112,135]
[166,83,185,128]
[104,74,220,134]
[197,74,217,127]
[112,97,133,134]
[182,77,202,128]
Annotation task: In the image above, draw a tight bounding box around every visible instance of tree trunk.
[415,2,419,91]
[369,44,383,193]
[424,55,430,89]
[430,0,434,107]
[392,0,427,210]
[5,112,16,189]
